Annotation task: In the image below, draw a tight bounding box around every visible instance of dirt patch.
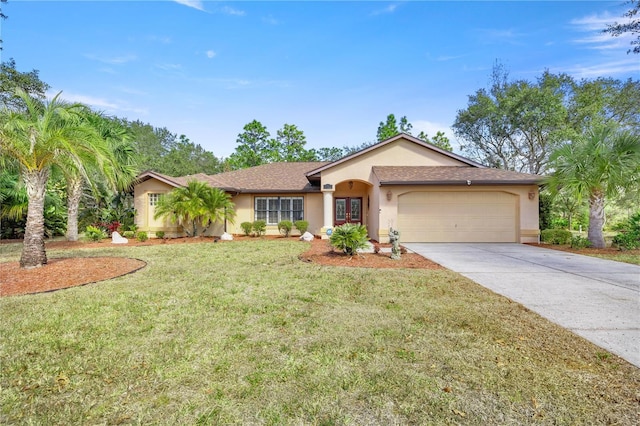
[1,257,146,297]
[2,236,441,297]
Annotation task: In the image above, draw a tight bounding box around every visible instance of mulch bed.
[1,257,147,297]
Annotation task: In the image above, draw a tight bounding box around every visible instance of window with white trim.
[149,193,162,207]
[255,197,304,225]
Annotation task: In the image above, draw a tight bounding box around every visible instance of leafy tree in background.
[377,114,400,141]
[313,146,344,162]
[153,180,235,237]
[417,130,453,151]
[568,77,640,134]
[227,120,272,169]
[0,59,50,110]
[162,134,223,175]
[603,0,640,54]
[123,119,222,176]
[342,141,376,156]
[453,65,567,174]
[0,90,112,268]
[124,119,175,172]
[399,116,413,134]
[270,123,316,162]
[546,125,640,248]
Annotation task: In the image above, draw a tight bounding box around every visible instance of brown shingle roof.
[211,162,329,193]
[372,166,542,185]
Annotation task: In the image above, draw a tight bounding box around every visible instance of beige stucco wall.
[228,192,323,236]
[320,138,467,187]
[134,179,182,238]
[377,184,539,243]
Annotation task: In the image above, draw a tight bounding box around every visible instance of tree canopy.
[0,59,50,110]
[603,0,640,54]
[124,119,223,176]
[453,64,640,174]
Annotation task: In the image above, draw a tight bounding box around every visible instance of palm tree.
[61,111,138,241]
[153,180,235,237]
[547,125,640,248]
[0,89,108,268]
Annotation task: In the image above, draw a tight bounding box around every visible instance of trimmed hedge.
[540,229,572,245]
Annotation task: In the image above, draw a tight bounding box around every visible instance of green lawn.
[1,240,638,424]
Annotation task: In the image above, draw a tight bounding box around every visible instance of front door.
[335,197,362,226]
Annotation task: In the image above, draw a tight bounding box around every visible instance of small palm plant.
[329,223,369,256]
[153,180,235,237]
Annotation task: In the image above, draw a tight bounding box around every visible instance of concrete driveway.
[403,243,640,368]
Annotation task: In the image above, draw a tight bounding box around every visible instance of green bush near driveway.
[540,228,572,245]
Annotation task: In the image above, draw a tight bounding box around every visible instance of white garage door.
[397,191,517,242]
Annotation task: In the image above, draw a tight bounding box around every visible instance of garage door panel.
[397,191,517,243]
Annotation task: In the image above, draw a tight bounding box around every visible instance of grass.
[589,252,640,265]
[1,240,638,424]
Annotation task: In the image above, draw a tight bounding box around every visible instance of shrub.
[540,229,572,245]
[122,230,135,239]
[240,222,253,236]
[611,212,640,250]
[278,220,293,237]
[121,223,138,233]
[137,231,148,242]
[294,220,309,234]
[252,220,266,237]
[612,232,640,250]
[85,225,107,242]
[329,223,369,256]
[570,235,591,249]
[155,231,165,239]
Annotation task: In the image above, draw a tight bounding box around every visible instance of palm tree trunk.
[20,168,50,268]
[65,176,83,241]
[587,191,606,249]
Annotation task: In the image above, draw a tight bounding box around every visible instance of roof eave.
[380,180,542,186]
[136,170,184,188]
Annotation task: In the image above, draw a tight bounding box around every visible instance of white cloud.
[146,35,172,44]
[50,91,118,110]
[85,53,137,65]
[219,5,245,16]
[206,50,216,59]
[46,90,148,116]
[262,15,279,25]
[155,63,183,71]
[561,58,640,79]
[570,11,635,51]
[174,0,206,12]
[371,3,399,16]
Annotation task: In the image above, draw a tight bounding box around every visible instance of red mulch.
[1,236,441,297]
[1,257,146,297]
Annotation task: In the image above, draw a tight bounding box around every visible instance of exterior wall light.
[386,190,392,201]
[528,191,536,200]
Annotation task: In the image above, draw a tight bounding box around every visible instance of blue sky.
[4,1,639,157]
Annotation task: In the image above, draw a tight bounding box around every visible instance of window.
[255,197,304,225]
[149,193,162,207]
